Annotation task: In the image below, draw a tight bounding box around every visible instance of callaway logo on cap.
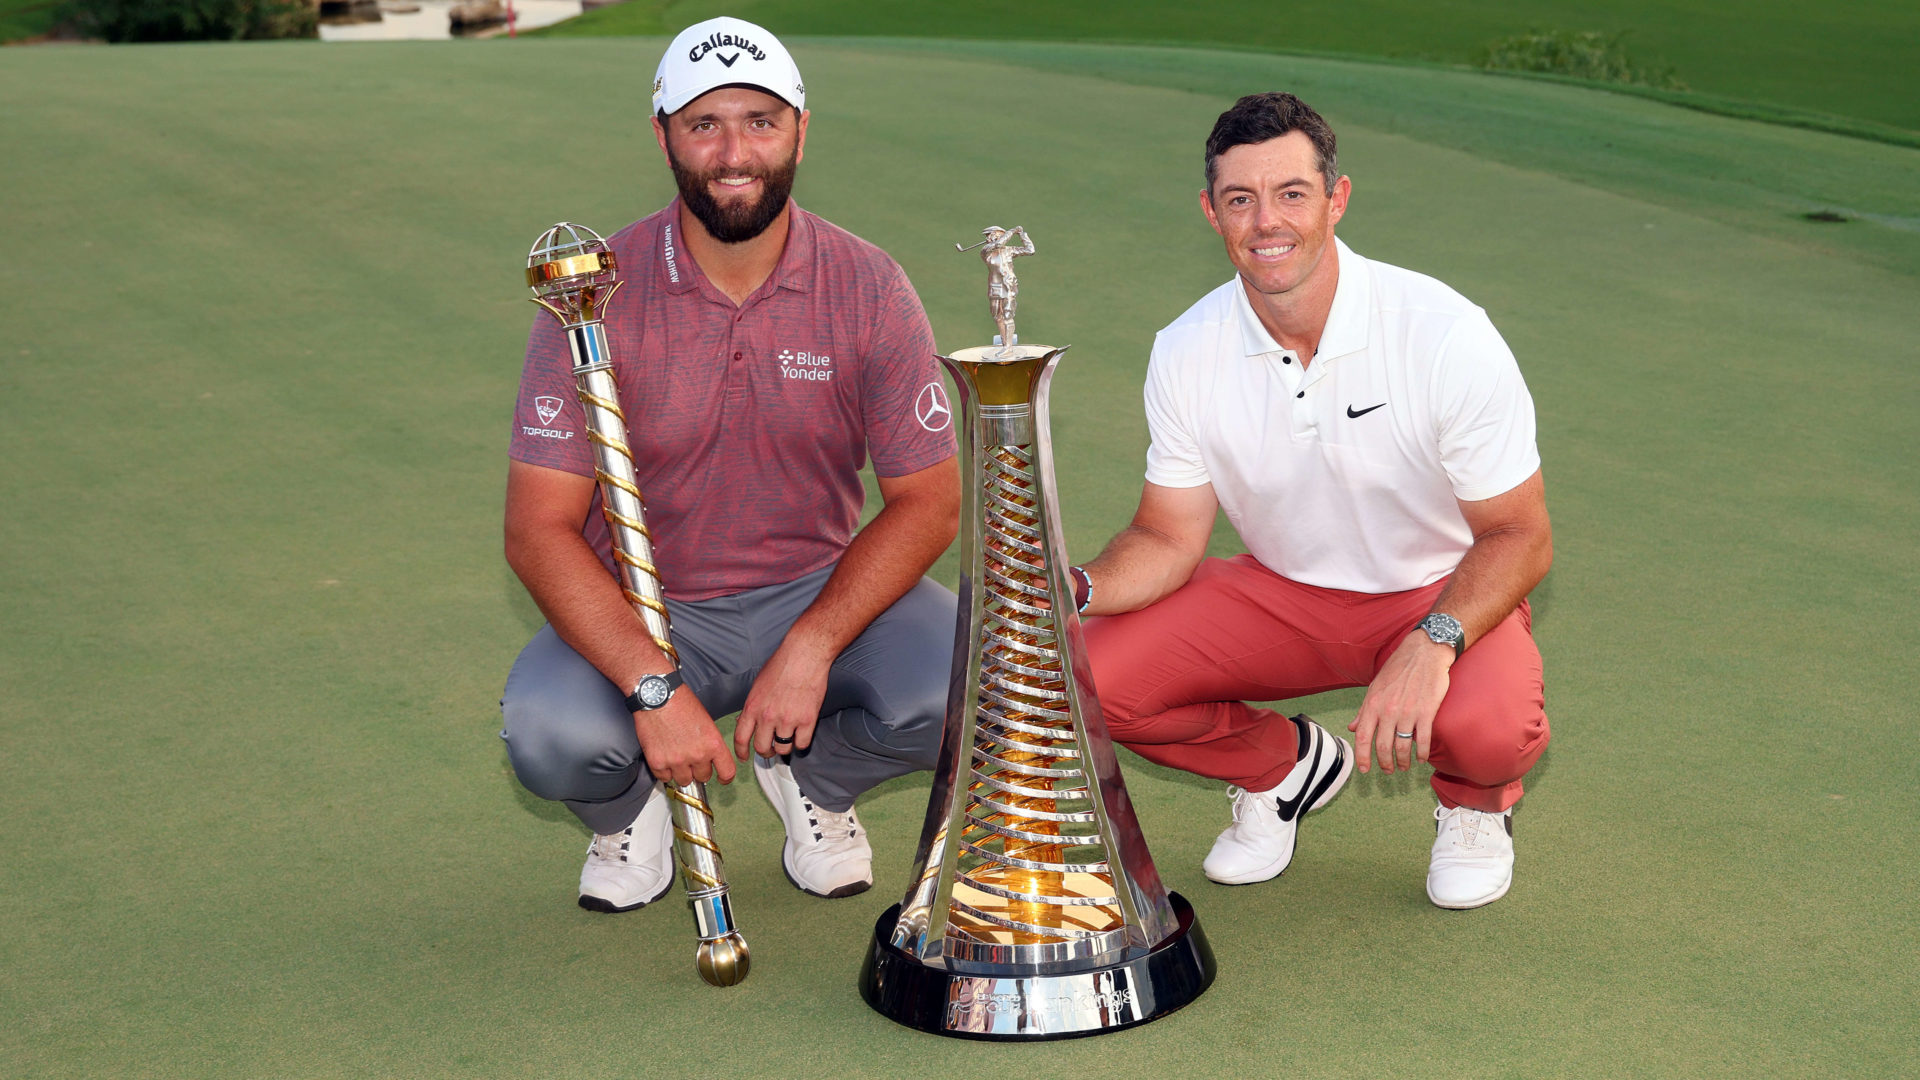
[652,16,806,116]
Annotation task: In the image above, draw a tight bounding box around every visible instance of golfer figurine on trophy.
[859,228,1215,1039]
[958,225,1036,353]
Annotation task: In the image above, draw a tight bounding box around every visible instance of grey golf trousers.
[500,564,956,834]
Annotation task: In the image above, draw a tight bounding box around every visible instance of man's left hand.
[1349,630,1454,773]
[734,643,832,760]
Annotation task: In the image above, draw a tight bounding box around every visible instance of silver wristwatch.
[624,670,684,712]
[1417,612,1465,657]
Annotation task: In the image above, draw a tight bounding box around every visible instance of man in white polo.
[1071,92,1553,909]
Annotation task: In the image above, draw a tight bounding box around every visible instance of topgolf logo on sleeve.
[522,395,574,441]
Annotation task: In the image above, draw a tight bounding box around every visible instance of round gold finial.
[697,934,751,986]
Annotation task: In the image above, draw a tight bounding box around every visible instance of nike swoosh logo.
[1346,403,1386,419]
[716,51,740,67]
[1271,720,1344,821]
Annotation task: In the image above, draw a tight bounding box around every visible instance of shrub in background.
[1476,30,1686,90]
[59,0,315,40]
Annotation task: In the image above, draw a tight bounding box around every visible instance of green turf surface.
[3,37,1917,1079]
[0,0,59,40]
[537,0,1920,135]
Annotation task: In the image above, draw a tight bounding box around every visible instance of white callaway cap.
[652,17,806,116]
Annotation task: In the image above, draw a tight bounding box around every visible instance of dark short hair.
[1204,92,1339,195]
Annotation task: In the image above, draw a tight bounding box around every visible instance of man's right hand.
[633,693,737,788]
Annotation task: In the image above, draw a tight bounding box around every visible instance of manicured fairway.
[0,0,56,42]
[2,37,1917,1079]
[542,0,1920,135]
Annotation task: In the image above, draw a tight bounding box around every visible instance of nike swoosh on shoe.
[1271,730,1327,820]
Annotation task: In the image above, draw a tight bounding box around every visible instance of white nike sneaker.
[753,753,873,899]
[1203,715,1353,885]
[1426,803,1515,909]
[577,782,675,913]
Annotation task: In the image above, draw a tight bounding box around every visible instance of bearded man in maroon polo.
[499,17,960,912]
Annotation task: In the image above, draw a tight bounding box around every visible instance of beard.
[669,149,798,244]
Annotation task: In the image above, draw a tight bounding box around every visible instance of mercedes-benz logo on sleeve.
[915,382,952,432]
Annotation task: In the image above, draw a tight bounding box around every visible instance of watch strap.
[624,670,685,712]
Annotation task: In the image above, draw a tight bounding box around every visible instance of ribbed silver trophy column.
[859,227,1214,1038]
[525,222,750,987]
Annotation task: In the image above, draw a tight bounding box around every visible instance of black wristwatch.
[1417,612,1466,657]
[624,670,685,712]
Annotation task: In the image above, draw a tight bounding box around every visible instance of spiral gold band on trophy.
[949,438,1128,949]
[860,230,1213,1038]
[525,222,749,987]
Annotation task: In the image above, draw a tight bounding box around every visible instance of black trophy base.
[859,893,1216,1040]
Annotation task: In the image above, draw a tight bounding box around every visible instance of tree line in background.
[57,0,314,40]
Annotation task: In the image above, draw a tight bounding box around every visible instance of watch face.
[1423,614,1463,644]
[638,677,671,708]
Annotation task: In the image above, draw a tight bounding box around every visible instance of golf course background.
[541,0,1920,137]
[3,22,1917,1080]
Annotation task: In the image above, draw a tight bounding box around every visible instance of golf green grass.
[539,0,1920,136]
[2,36,1916,1078]
[0,0,57,41]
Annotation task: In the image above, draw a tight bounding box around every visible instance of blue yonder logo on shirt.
[778,348,833,383]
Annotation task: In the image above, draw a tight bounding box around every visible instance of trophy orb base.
[859,893,1216,1040]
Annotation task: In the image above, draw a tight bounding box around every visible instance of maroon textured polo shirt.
[509,200,956,601]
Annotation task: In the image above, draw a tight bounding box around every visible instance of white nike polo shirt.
[1143,237,1539,595]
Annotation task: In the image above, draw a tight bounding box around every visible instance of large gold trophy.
[525,223,749,987]
[859,227,1214,1037]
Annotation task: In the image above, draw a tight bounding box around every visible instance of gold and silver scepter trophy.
[859,227,1214,1038]
[525,222,749,987]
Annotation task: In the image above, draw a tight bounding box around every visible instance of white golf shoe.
[1426,803,1515,909]
[1203,715,1353,885]
[577,782,675,913]
[753,753,873,898]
